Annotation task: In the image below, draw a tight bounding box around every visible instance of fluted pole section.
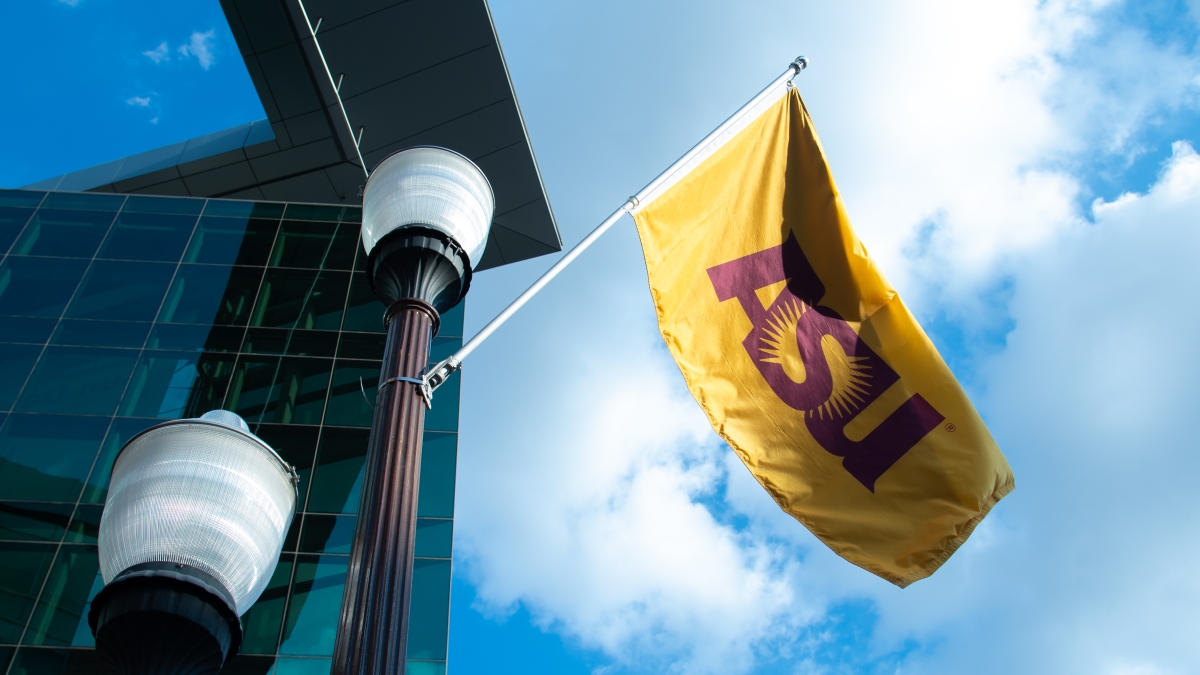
[332,299,437,675]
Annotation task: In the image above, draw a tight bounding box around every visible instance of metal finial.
[793,56,809,72]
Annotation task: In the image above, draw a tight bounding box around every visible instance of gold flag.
[631,88,1014,587]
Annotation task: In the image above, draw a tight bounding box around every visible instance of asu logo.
[707,233,943,492]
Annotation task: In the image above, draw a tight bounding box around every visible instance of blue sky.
[5,1,1200,673]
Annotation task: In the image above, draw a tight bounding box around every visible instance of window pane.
[405,559,451,660]
[298,515,355,554]
[183,216,281,267]
[146,324,245,353]
[97,212,198,262]
[323,360,380,428]
[417,432,457,519]
[202,201,284,220]
[306,427,369,514]
[16,347,138,416]
[335,333,385,360]
[6,646,105,674]
[423,371,459,433]
[50,320,150,349]
[0,191,46,208]
[10,209,116,259]
[0,503,72,543]
[41,192,124,212]
[340,273,385,333]
[64,505,103,544]
[274,657,334,675]
[23,545,102,647]
[249,270,349,331]
[224,355,278,422]
[283,516,301,553]
[226,356,331,425]
[118,351,236,419]
[0,542,56,644]
[79,418,160,504]
[265,219,352,269]
[0,344,40,411]
[428,337,460,364]
[0,257,89,318]
[0,414,109,501]
[414,519,452,559]
[438,302,464,339]
[0,207,34,256]
[281,204,345,223]
[242,328,338,357]
[239,554,293,655]
[64,260,175,322]
[0,317,56,345]
[121,195,205,216]
[269,220,357,271]
[405,661,445,675]
[278,555,348,656]
[255,424,319,508]
[156,265,263,327]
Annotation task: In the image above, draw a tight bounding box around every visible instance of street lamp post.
[89,410,299,675]
[332,147,493,675]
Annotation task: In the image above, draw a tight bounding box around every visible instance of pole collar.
[382,298,440,336]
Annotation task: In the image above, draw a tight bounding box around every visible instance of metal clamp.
[381,375,433,409]
[420,357,461,401]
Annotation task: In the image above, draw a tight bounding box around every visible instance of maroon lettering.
[706,233,943,491]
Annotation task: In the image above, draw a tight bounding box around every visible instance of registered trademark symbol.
[945,423,956,432]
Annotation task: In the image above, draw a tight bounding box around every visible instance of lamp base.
[367,226,471,317]
[89,563,241,675]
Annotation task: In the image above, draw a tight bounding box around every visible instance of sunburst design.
[760,299,809,384]
[758,299,872,419]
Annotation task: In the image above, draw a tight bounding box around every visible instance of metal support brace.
[295,0,370,179]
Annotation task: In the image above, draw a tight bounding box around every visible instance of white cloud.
[857,140,1200,674]
[177,30,216,70]
[125,96,151,107]
[142,42,169,64]
[456,287,812,673]
[454,0,1200,672]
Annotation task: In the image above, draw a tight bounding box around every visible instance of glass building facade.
[0,189,462,675]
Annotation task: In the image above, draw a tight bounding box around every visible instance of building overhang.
[25,0,561,270]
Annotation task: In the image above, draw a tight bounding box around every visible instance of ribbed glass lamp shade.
[97,411,297,615]
[361,146,494,268]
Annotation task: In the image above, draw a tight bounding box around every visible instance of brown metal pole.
[332,298,439,675]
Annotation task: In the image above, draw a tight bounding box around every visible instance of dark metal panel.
[350,52,514,160]
[257,43,324,121]
[130,178,190,197]
[284,109,335,147]
[182,162,259,196]
[112,142,188,183]
[258,171,342,203]
[248,138,342,184]
[311,0,495,101]
[485,223,561,270]
[370,103,525,163]
[225,0,295,55]
[112,167,184,194]
[178,148,249,177]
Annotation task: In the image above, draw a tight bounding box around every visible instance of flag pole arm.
[421,56,809,397]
